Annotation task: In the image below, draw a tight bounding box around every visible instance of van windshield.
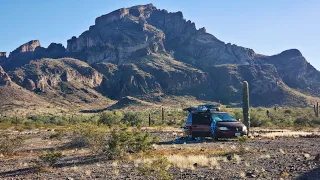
[211,113,236,122]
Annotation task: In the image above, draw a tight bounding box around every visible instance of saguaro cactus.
[317,102,319,117]
[161,107,165,124]
[242,81,250,135]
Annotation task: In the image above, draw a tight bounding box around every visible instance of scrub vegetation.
[0,106,319,179]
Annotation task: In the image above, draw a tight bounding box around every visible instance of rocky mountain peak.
[278,49,303,58]
[94,4,156,27]
[9,40,40,57]
[47,43,66,52]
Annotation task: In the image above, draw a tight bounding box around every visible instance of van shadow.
[296,167,320,180]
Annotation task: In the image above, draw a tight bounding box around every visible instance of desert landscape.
[1,3,320,180]
[1,106,320,179]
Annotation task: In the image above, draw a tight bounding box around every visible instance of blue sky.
[1,0,319,69]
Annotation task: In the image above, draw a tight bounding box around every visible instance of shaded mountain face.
[93,55,211,99]
[1,4,320,107]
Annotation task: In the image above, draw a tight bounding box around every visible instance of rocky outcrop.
[0,66,11,86]
[0,52,7,65]
[9,40,40,57]
[34,43,66,59]
[4,41,67,70]
[0,52,6,58]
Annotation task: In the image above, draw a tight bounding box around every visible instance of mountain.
[1,4,319,108]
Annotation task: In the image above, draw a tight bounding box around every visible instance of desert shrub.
[31,149,64,176]
[294,117,307,125]
[49,132,64,140]
[237,136,248,155]
[0,133,25,156]
[11,117,26,124]
[122,112,144,126]
[71,124,108,152]
[98,111,124,126]
[250,109,271,127]
[50,116,68,126]
[105,128,158,160]
[38,149,64,167]
[310,118,320,126]
[233,110,242,121]
[136,156,173,180]
[284,109,292,114]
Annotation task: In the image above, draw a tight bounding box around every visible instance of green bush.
[122,112,144,126]
[105,127,158,160]
[98,111,124,126]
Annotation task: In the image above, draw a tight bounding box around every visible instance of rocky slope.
[0,66,12,86]
[8,58,112,112]
[1,4,320,107]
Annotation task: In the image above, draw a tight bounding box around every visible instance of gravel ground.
[0,129,319,180]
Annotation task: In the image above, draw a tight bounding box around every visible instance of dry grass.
[152,146,232,157]
[166,155,224,170]
[135,154,226,171]
[252,130,320,138]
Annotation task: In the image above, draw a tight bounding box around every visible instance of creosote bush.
[0,133,25,156]
[38,149,64,167]
[136,156,173,180]
[98,111,124,126]
[71,124,108,153]
[237,136,248,155]
[105,127,158,160]
[122,112,144,126]
[49,131,64,140]
[32,149,64,175]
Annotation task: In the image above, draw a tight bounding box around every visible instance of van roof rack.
[183,107,221,113]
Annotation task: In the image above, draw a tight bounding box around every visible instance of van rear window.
[192,113,211,125]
